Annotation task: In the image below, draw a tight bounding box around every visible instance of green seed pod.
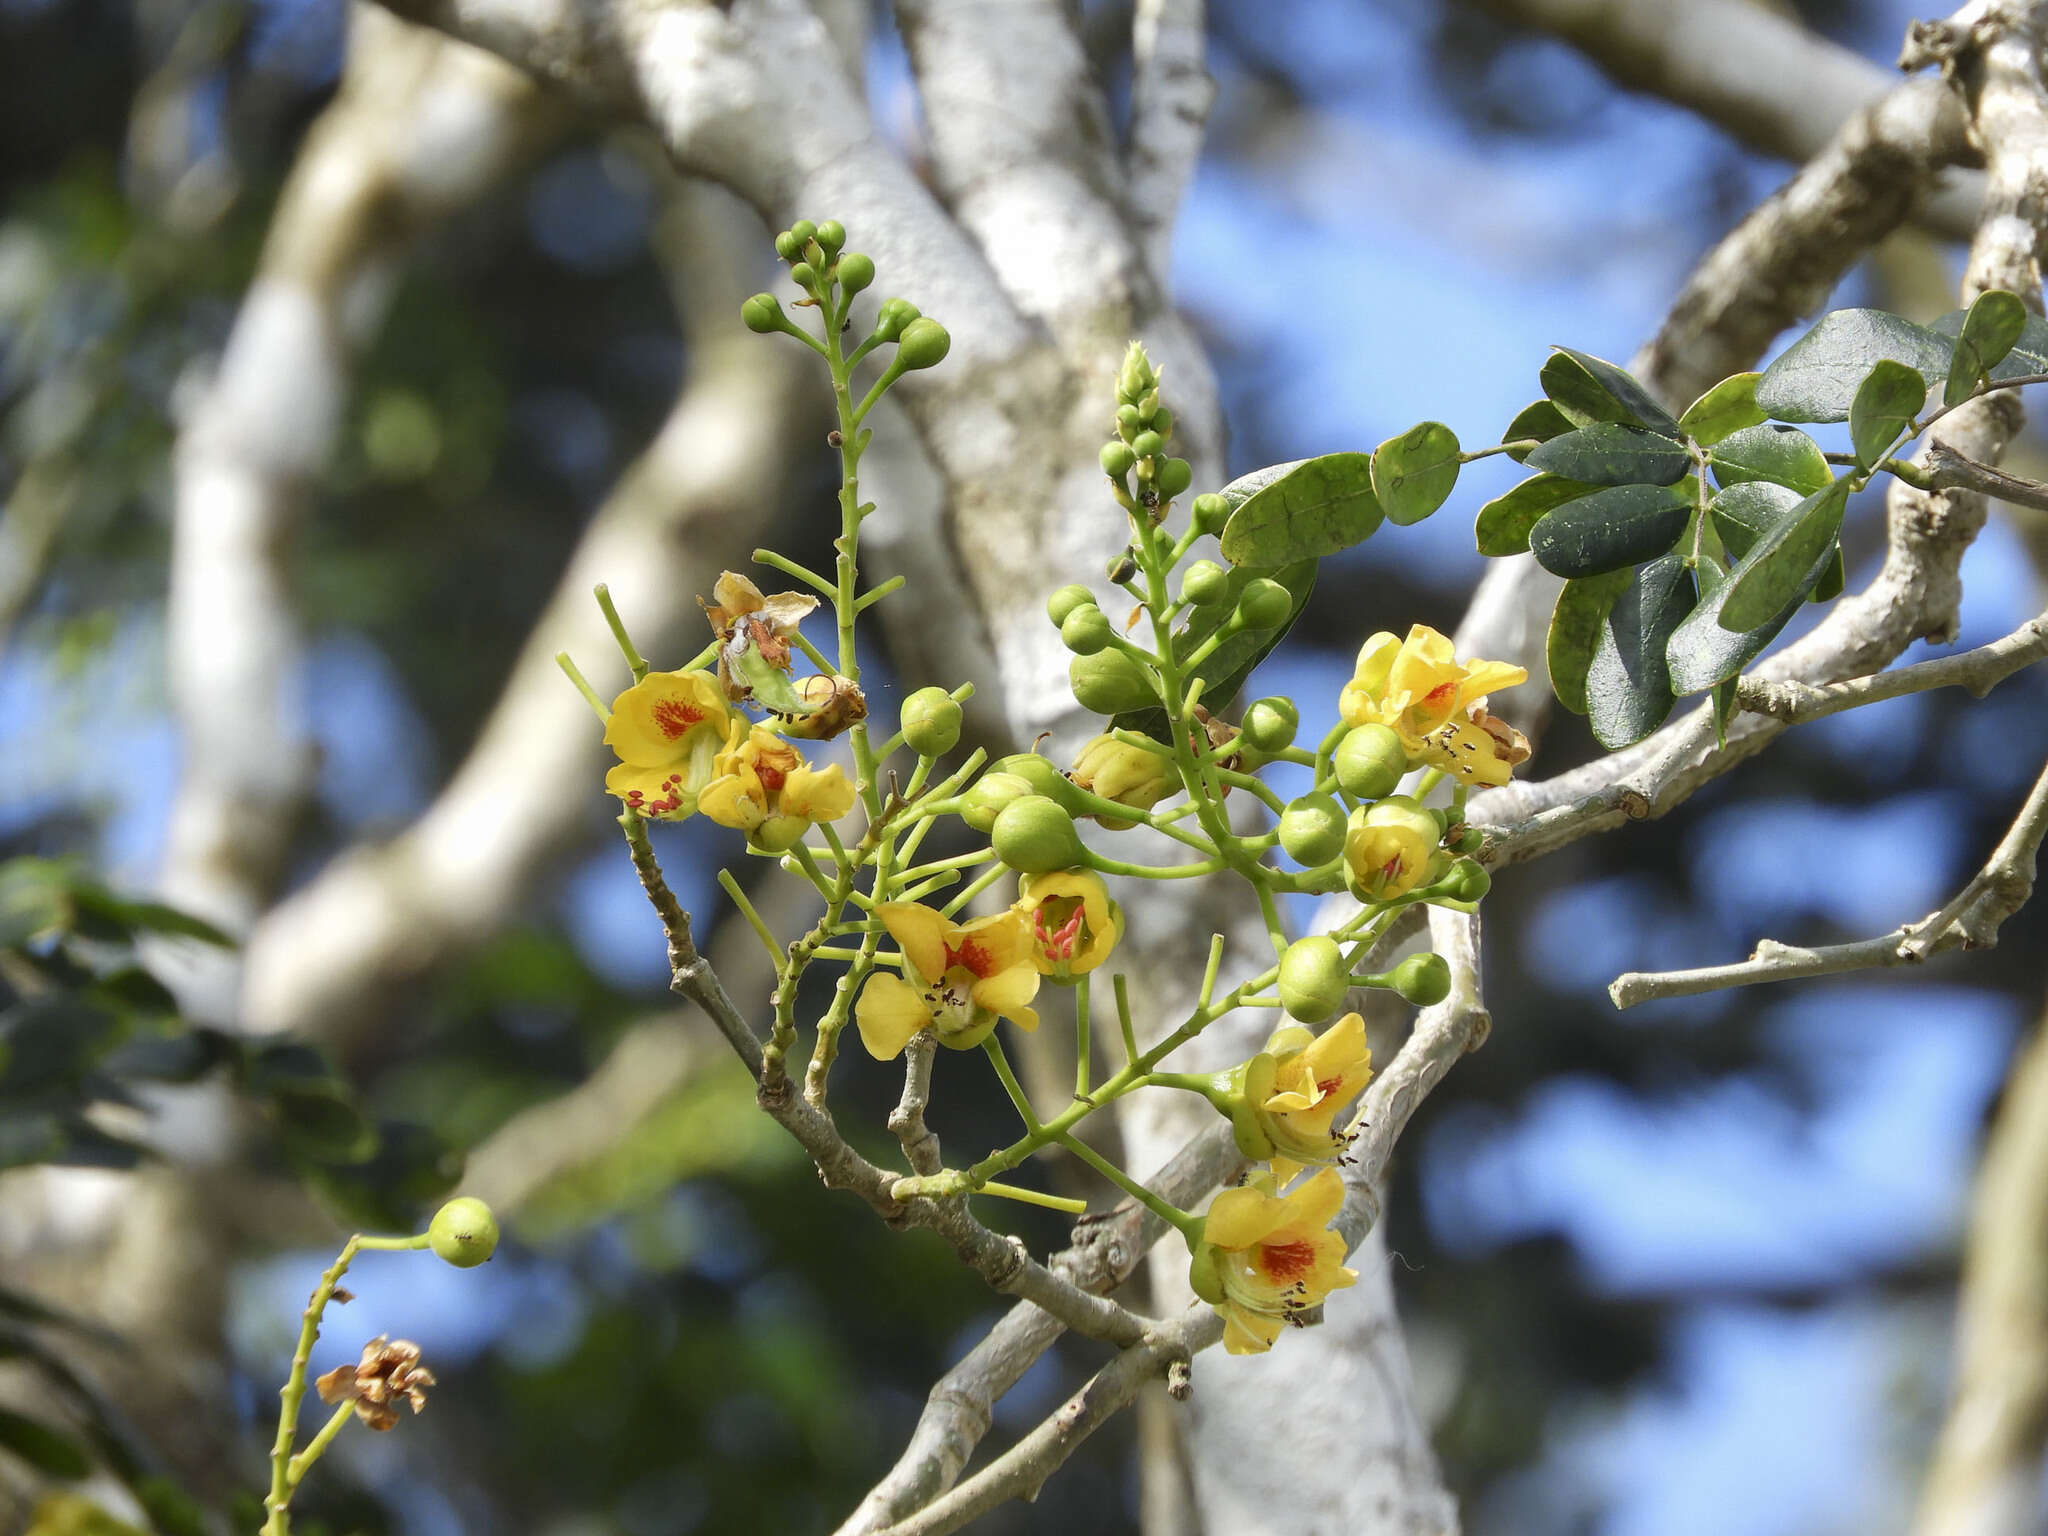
[789,261,818,289]
[428,1197,499,1269]
[1388,952,1452,1006]
[1234,577,1292,632]
[1130,429,1165,461]
[896,318,952,371]
[1279,794,1346,865]
[991,795,1086,874]
[1241,696,1299,755]
[989,753,1084,812]
[1069,648,1156,715]
[1179,560,1230,607]
[837,252,875,293]
[789,219,818,247]
[1334,723,1408,800]
[1060,603,1113,656]
[740,293,784,334]
[1187,1233,1225,1305]
[1278,935,1349,1023]
[1190,493,1230,535]
[1155,458,1193,499]
[1047,583,1094,626]
[774,230,803,261]
[900,686,962,757]
[1100,441,1137,479]
[815,219,846,254]
[1116,403,1143,439]
[960,771,1034,832]
[1152,407,1175,440]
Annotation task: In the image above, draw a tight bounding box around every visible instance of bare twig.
[889,1034,945,1177]
[1737,611,2048,724]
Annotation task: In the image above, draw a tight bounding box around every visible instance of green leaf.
[0,1406,91,1479]
[1718,478,1851,632]
[1218,453,1382,565]
[1945,289,2030,406]
[1667,555,1814,694]
[1708,424,1834,496]
[1587,553,1697,749]
[1524,423,1688,487]
[1932,303,2048,381]
[1370,422,1460,525]
[1708,481,1804,563]
[272,1080,380,1165]
[729,643,818,715]
[1710,674,1739,746]
[1474,474,1596,557]
[1677,372,1766,447]
[1546,569,1633,716]
[1811,545,1845,603]
[1542,347,1682,436]
[1754,309,1950,423]
[1111,561,1317,743]
[1848,359,1925,469]
[1526,481,1694,579]
[1502,400,1574,463]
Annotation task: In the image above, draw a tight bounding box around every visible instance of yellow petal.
[604,762,696,820]
[1452,659,1529,714]
[855,973,929,1060]
[1203,1184,1290,1252]
[1282,1166,1347,1232]
[971,962,1041,1025]
[1220,1303,1284,1356]
[603,671,727,767]
[1415,713,1519,787]
[757,591,821,633]
[697,772,765,831]
[1302,1013,1371,1091]
[783,763,855,823]
[951,908,1035,977]
[712,571,766,618]
[878,903,951,983]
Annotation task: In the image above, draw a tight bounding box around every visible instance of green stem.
[983,1034,1041,1130]
[1073,973,1092,1100]
[554,652,610,722]
[286,1403,353,1488]
[593,584,649,681]
[1057,1133,1202,1239]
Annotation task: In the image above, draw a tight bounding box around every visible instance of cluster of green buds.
[742,219,952,381]
[1100,342,1195,520]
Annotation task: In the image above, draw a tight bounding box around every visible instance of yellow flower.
[1069,734,1177,829]
[1342,799,1441,902]
[697,721,856,849]
[1190,1167,1358,1355]
[602,669,733,820]
[1016,870,1122,981]
[855,904,1041,1058]
[1338,624,1529,787]
[1232,1014,1373,1168]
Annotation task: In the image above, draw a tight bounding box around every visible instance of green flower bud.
[1061,603,1113,656]
[1241,696,1298,754]
[837,252,875,293]
[815,219,846,254]
[990,753,1084,812]
[1234,577,1291,631]
[1152,407,1175,440]
[1047,583,1094,626]
[789,219,818,247]
[774,230,803,261]
[751,815,810,854]
[428,1197,499,1268]
[1070,734,1176,828]
[960,771,1033,832]
[1069,648,1156,715]
[1278,935,1349,1023]
[1187,1230,1226,1304]
[740,293,785,334]
[1116,403,1143,439]
[1190,493,1230,535]
[900,686,962,757]
[1334,723,1408,801]
[1107,550,1139,585]
[1389,952,1451,1007]
[1278,793,1347,865]
[1118,342,1156,403]
[1438,858,1491,903]
[1179,560,1229,607]
[991,795,1086,874]
[789,261,818,289]
[1100,441,1137,479]
[1130,429,1164,461]
[1155,458,1193,499]
[896,317,952,371]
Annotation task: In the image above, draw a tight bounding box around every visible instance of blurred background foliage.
[4,0,2048,1532]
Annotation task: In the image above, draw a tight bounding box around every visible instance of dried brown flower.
[315,1336,436,1431]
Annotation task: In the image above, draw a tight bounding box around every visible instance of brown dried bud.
[315,1336,436,1431]
[774,674,868,739]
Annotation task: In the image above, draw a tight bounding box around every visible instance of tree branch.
[1127,0,1213,283]
[1735,610,2048,725]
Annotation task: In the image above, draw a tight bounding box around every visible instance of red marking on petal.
[947,939,995,977]
[1259,1239,1315,1284]
[757,762,788,795]
[652,700,704,739]
[1316,1075,1344,1098]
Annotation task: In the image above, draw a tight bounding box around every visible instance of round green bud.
[1241,696,1298,755]
[774,230,803,261]
[960,771,1033,833]
[789,219,818,247]
[1155,458,1193,499]
[1439,858,1491,903]
[751,815,810,854]
[837,252,875,293]
[1106,550,1139,585]
[1060,603,1113,656]
[740,293,784,334]
[1388,951,1451,1007]
[1047,583,1094,626]
[1069,648,1156,715]
[990,752,1084,811]
[1278,935,1349,1023]
[1180,560,1230,607]
[1130,429,1165,461]
[900,686,962,758]
[991,795,1086,874]
[428,1197,499,1268]
[1152,407,1174,440]
[874,299,916,342]
[1116,403,1143,439]
[1450,824,1485,855]
[1190,493,1230,535]
[1100,441,1137,479]
[815,219,845,253]
[789,261,818,289]
[1334,723,1408,801]
[896,317,952,371]
[1187,1234,1225,1305]
[1234,577,1292,632]
[1278,793,1347,866]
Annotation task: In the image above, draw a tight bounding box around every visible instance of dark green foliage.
[1585,554,1695,749]
[1218,453,1382,564]
[1526,483,1693,579]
